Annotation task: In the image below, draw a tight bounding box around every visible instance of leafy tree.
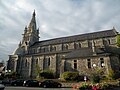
[117,34,120,47]
[108,69,120,80]
[35,64,41,78]
[89,68,105,83]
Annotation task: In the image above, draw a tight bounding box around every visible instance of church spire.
[33,10,36,17]
[28,10,36,29]
[21,10,39,46]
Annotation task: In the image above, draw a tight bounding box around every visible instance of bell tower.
[21,10,39,47]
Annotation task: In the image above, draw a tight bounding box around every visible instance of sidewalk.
[61,82,79,88]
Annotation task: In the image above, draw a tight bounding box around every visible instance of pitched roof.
[31,29,117,47]
[64,47,109,59]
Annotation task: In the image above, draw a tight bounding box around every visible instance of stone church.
[7,11,120,79]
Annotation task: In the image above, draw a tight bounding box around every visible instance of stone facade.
[7,11,120,79]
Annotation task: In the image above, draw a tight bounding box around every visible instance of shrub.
[100,83,112,90]
[39,70,54,79]
[90,73,101,83]
[107,69,116,80]
[117,34,120,47]
[79,83,91,90]
[61,71,79,81]
[77,75,85,81]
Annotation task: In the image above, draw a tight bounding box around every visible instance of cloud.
[0,0,120,61]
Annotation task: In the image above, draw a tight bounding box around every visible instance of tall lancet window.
[48,57,50,66]
[36,59,39,65]
[74,60,77,70]
[87,59,91,68]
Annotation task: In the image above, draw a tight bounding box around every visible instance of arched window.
[66,44,68,50]
[45,47,49,52]
[37,47,40,53]
[32,48,36,53]
[51,46,56,51]
[36,59,39,64]
[41,47,45,52]
[108,39,110,44]
[48,57,50,66]
[63,44,68,50]
[74,42,81,49]
[25,42,28,45]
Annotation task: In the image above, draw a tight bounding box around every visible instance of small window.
[87,59,91,68]
[108,39,110,44]
[41,47,45,52]
[25,59,27,67]
[48,57,50,66]
[74,60,77,69]
[110,38,116,44]
[32,49,36,53]
[37,47,41,53]
[53,46,56,51]
[25,42,27,45]
[63,44,68,50]
[74,43,81,49]
[36,59,38,64]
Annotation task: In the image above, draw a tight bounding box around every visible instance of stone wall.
[65,56,110,76]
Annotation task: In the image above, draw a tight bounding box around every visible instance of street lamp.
[5,70,11,73]
[101,63,105,67]
[93,64,96,67]
[8,70,11,73]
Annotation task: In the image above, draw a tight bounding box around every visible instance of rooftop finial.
[33,9,36,16]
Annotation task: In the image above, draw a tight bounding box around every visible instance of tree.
[117,34,120,47]
[107,69,115,80]
[107,69,120,80]
[35,64,41,79]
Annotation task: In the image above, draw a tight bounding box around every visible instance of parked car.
[2,79,12,85]
[23,80,40,87]
[0,80,2,84]
[39,80,62,88]
[0,84,5,90]
[11,79,24,86]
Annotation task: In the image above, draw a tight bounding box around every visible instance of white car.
[0,84,5,90]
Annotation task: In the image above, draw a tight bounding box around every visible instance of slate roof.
[64,47,110,59]
[65,46,120,59]
[31,29,117,47]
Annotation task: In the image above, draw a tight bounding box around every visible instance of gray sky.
[0,0,120,62]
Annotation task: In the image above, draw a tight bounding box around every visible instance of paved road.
[5,86,73,90]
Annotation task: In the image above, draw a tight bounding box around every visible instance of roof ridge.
[31,29,118,47]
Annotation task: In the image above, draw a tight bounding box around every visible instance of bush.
[108,70,120,80]
[77,75,85,81]
[117,34,120,47]
[90,73,101,83]
[100,83,113,90]
[39,70,54,79]
[61,72,79,81]
[79,83,91,90]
